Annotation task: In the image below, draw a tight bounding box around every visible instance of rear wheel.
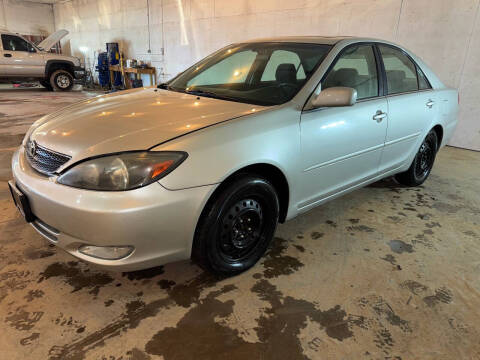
[192,175,279,276]
[395,130,438,186]
[39,80,53,91]
[50,69,74,91]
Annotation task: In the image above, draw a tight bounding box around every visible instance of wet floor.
[1,89,480,359]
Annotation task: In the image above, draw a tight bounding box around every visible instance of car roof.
[0,30,20,36]
[0,29,31,37]
[242,36,374,45]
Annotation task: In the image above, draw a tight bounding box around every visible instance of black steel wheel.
[193,175,279,276]
[219,198,264,262]
[395,130,438,186]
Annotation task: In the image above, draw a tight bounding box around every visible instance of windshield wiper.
[184,89,242,103]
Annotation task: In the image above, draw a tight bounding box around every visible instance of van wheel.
[50,70,74,91]
[192,175,279,276]
[395,130,438,186]
[39,80,53,91]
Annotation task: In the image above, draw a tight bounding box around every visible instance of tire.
[39,80,53,91]
[192,175,279,276]
[395,130,438,187]
[49,69,74,91]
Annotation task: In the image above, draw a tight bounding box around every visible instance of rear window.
[379,45,421,95]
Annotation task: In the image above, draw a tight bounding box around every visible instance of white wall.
[0,0,54,35]
[36,0,480,150]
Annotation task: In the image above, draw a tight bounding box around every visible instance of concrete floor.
[1,89,479,360]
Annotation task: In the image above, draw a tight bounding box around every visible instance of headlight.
[57,151,187,191]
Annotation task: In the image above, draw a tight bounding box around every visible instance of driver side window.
[322,45,378,100]
[1,34,32,52]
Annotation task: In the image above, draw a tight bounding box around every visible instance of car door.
[298,44,388,210]
[377,44,438,172]
[0,34,11,75]
[0,34,43,77]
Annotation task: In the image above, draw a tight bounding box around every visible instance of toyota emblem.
[28,141,37,157]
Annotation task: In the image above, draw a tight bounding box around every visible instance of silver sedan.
[9,36,458,275]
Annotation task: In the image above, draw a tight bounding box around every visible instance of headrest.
[331,68,359,87]
[387,70,406,82]
[275,63,297,83]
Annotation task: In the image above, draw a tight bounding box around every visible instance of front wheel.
[192,175,279,276]
[50,69,74,91]
[395,130,438,186]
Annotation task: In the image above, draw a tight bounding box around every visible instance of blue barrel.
[107,43,122,87]
[95,52,110,87]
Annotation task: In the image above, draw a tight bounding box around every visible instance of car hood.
[29,88,265,164]
[37,29,68,51]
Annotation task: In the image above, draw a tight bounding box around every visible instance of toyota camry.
[9,36,458,275]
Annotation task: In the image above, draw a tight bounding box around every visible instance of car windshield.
[167,42,332,106]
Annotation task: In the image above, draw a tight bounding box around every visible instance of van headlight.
[57,151,187,191]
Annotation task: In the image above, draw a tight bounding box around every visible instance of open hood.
[37,29,68,51]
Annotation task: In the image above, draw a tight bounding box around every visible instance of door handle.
[373,111,387,123]
[4,54,12,57]
[426,100,435,108]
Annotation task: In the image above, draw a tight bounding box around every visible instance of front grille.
[25,139,71,175]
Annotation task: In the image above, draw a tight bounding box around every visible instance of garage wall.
[0,0,54,35]
[49,0,479,151]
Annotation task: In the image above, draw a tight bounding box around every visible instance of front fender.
[154,104,302,208]
[45,59,75,77]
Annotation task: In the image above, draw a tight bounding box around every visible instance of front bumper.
[73,66,85,80]
[11,148,215,271]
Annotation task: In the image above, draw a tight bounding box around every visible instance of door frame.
[375,42,434,99]
[297,42,391,211]
[302,41,387,112]
[302,40,437,113]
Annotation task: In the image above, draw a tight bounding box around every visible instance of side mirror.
[311,87,357,108]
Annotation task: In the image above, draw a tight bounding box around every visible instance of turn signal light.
[151,160,174,179]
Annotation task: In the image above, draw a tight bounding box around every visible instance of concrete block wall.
[5,0,480,150]
[0,0,54,35]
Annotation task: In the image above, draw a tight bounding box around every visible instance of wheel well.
[47,62,74,78]
[432,125,444,150]
[216,164,290,223]
[190,163,290,262]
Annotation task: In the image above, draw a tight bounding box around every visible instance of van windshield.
[167,42,332,106]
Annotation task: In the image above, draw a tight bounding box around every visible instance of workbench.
[109,65,157,88]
